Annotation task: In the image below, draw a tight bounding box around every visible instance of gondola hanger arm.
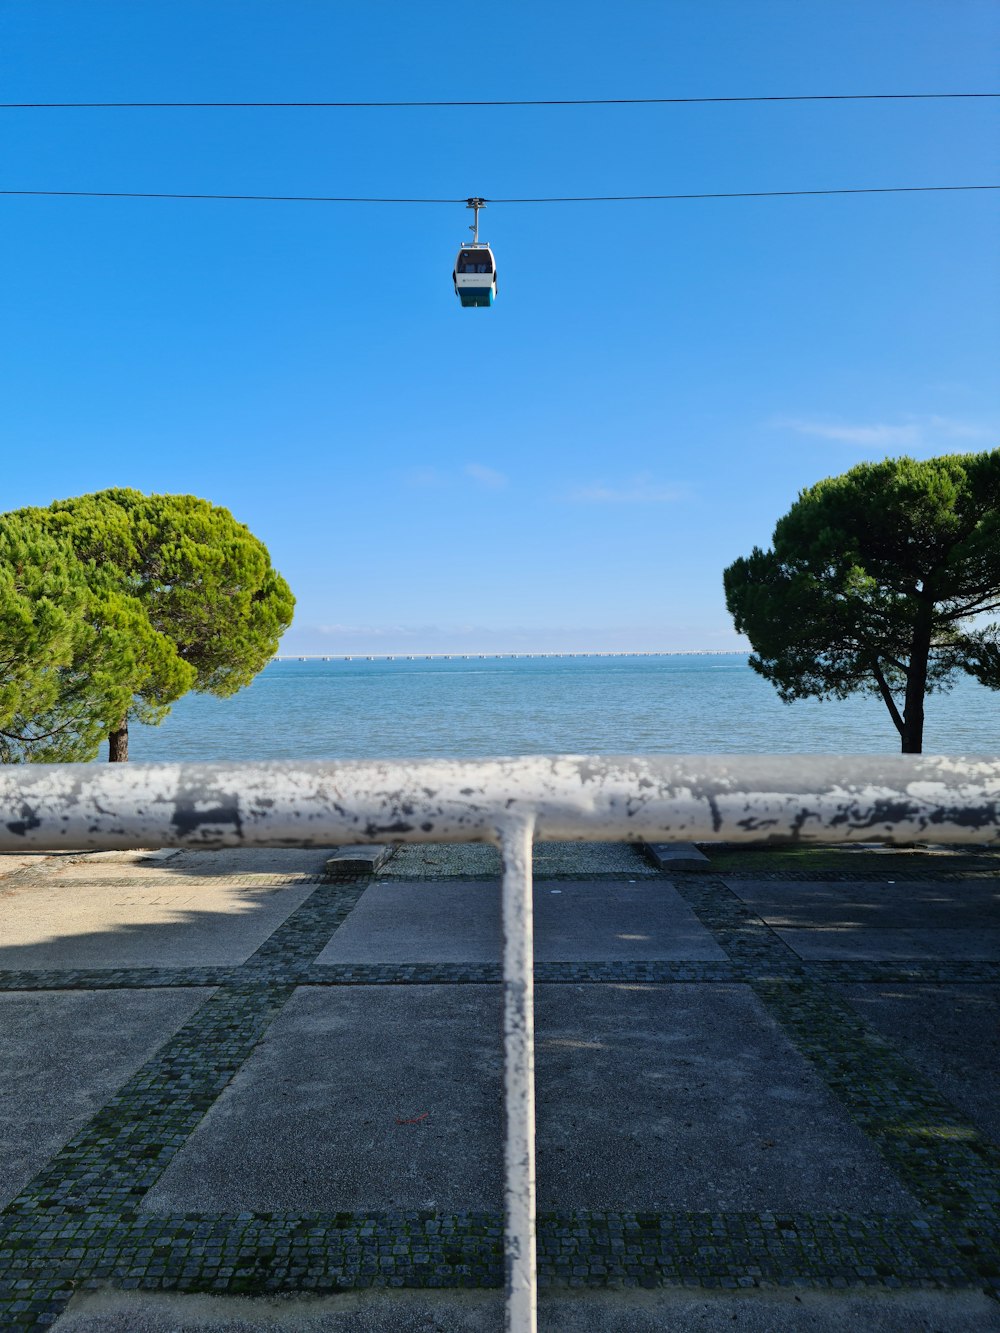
[467,196,486,244]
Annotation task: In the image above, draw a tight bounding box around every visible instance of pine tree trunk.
[900,718,924,754]
[900,613,931,755]
[108,721,129,762]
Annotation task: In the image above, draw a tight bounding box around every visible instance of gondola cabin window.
[458,250,495,274]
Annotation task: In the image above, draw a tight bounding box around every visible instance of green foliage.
[0,517,96,760]
[723,451,1000,752]
[0,511,193,760]
[40,490,295,697]
[0,490,294,761]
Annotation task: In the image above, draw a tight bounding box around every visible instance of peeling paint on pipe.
[0,755,999,851]
[2,752,998,1333]
[499,815,537,1333]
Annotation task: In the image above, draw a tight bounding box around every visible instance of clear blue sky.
[3,1,998,653]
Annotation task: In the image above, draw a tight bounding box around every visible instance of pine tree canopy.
[0,490,294,761]
[723,450,1000,753]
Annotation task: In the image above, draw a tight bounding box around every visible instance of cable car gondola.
[453,197,497,307]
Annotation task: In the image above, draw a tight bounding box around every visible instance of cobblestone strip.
[2,864,998,1325]
[670,874,1000,1288]
[2,985,294,1223]
[0,984,300,1327]
[4,882,372,1216]
[0,967,238,991]
[801,960,1000,984]
[668,875,799,969]
[753,980,1000,1215]
[538,1209,986,1292]
[242,880,369,967]
[0,1208,991,1317]
[0,879,378,1326]
[2,958,998,992]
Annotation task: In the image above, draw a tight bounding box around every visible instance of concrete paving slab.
[776,926,1000,961]
[0,875,316,969]
[315,879,502,964]
[143,983,909,1215]
[534,880,724,961]
[0,988,211,1207]
[839,982,1000,1142]
[142,984,505,1214]
[532,983,910,1213]
[50,1286,1000,1332]
[315,880,726,964]
[724,879,1000,930]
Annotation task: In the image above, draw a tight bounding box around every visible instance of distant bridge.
[272,650,741,661]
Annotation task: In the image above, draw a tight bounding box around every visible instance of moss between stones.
[1,859,997,1328]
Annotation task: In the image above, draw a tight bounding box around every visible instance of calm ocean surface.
[118,654,1000,762]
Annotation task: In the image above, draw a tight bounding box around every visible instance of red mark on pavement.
[395,1111,429,1124]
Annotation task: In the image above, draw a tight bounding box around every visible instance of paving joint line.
[669,874,1000,1283]
[1,958,999,992]
[1,862,998,1325]
[0,878,377,1326]
[1,1208,996,1314]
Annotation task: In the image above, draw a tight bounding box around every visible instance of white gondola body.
[453,243,497,307]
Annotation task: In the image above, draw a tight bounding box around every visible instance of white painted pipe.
[2,752,999,1330]
[499,815,537,1333]
[1,755,999,851]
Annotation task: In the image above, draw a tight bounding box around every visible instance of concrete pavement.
[0,840,995,1330]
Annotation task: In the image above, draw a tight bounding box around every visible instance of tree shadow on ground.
[0,871,318,971]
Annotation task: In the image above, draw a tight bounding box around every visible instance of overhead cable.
[1,184,997,205]
[2,92,998,109]
[490,185,1000,203]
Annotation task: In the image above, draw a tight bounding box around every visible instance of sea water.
[119,654,1000,762]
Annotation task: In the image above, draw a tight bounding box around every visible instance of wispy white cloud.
[568,472,689,504]
[772,417,919,446]
[771,414,997,448]
[464,462,509,489]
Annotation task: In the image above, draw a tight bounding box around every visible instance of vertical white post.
[499,814,538,1333]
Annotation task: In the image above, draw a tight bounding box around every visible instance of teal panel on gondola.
[459,287,495,308]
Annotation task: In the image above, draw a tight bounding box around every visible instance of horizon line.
[272,649,748,660]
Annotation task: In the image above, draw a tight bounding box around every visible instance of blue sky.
[2,0,998,653]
